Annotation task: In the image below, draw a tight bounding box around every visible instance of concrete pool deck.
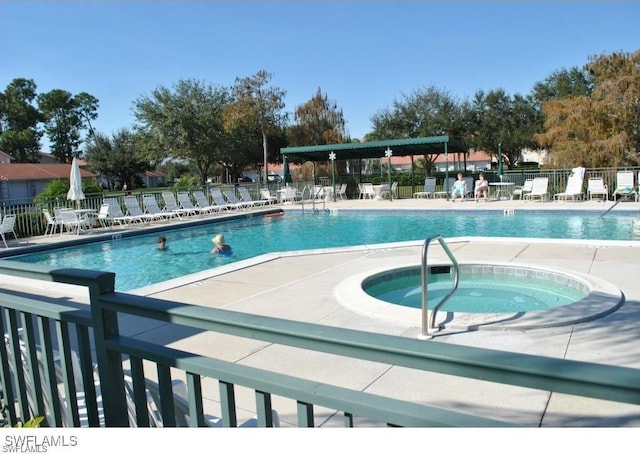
[2,196,640,427]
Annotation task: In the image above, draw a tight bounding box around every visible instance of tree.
[288,87,349,146]
[225,70,287,184]
[38,89,98,162]
[370,85,465,172]
[531,67,593,106]
[534,50,640,167]
[0,78,43,162]
[133,79,231,185]
[464,89,541,168]
[84,129,150,190]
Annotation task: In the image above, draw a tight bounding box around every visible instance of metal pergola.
[280,135,468,200]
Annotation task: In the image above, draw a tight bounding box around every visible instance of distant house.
[0,163,96,206]
[0,150,13,165]
[37,152,61,164]
[142,169,168,188]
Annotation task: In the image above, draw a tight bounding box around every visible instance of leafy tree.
[133,79,230,185]
[33,179,69,202]
[288,87,349,146]
[534,50,640,167]
[0,78,43,162]
[84,129,150,190]
[38,89,98,163]
[370,85,465,172]
[225,70,287,184]
[464,89,541,168]
[370,85,463,140]
[531,67,593,106]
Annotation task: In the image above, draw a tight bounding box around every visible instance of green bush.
[174,176,199,188]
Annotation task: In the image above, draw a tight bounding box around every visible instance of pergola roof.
[280,135,467,162]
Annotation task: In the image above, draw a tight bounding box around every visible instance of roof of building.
[280,136,467,161]
[0,163,96,181]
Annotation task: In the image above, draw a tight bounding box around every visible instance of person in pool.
[211,234,232,255]
[157,236,168,251]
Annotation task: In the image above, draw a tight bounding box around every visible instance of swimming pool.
[6,209,639,291]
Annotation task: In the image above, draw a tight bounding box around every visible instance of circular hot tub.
[335,262,623,331]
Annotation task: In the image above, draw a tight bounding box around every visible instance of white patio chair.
[0,214,18,247]
[612,171,638,201]
[42,208,63,236]
[58,209,92,235]
[587,177,608,201]
[523,177,549,202]
[260,188,278,204]
[512,179,534,200]
[336,183,348,200]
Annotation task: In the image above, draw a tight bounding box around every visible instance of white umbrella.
[66,156,85,207]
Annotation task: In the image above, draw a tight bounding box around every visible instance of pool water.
[363,269,587,313]
[7,210,637,291]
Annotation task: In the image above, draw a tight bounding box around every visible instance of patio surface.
[2,195,640,427]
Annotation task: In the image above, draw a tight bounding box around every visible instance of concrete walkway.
[2,196,640,427]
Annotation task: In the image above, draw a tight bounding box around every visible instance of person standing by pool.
[211,234,232,255]
[451,173,466,202]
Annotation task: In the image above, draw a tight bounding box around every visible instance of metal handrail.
[421,235,460,337]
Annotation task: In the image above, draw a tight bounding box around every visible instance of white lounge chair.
[104,198,137,225]
[413,177,436,198]
[223,189,253,209]
[237,186,268,206]
[523,177,549,202]
[554,167,585,202]
[191,190,221,214]
[209,187,236,210]
[512,179,534,200]
[162,192,198,217]
[434,177,455,198]
[142,194,182,221]
[176,191,207,215]
[587,177,608,201]
[612,171,638,201]
[123,195,161,223]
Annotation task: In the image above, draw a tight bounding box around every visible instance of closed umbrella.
[283,156,292,184]
[67,156,85,207]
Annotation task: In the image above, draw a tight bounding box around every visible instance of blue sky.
[2,1,639,145]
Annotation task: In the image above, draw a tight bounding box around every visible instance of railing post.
[86,272,129,427]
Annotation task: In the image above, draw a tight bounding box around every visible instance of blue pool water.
[363,266,587,313]
[7,210,638,291]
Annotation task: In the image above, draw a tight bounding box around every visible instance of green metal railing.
[1,260,640,427]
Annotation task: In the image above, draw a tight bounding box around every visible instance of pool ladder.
[420,235,460,338]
